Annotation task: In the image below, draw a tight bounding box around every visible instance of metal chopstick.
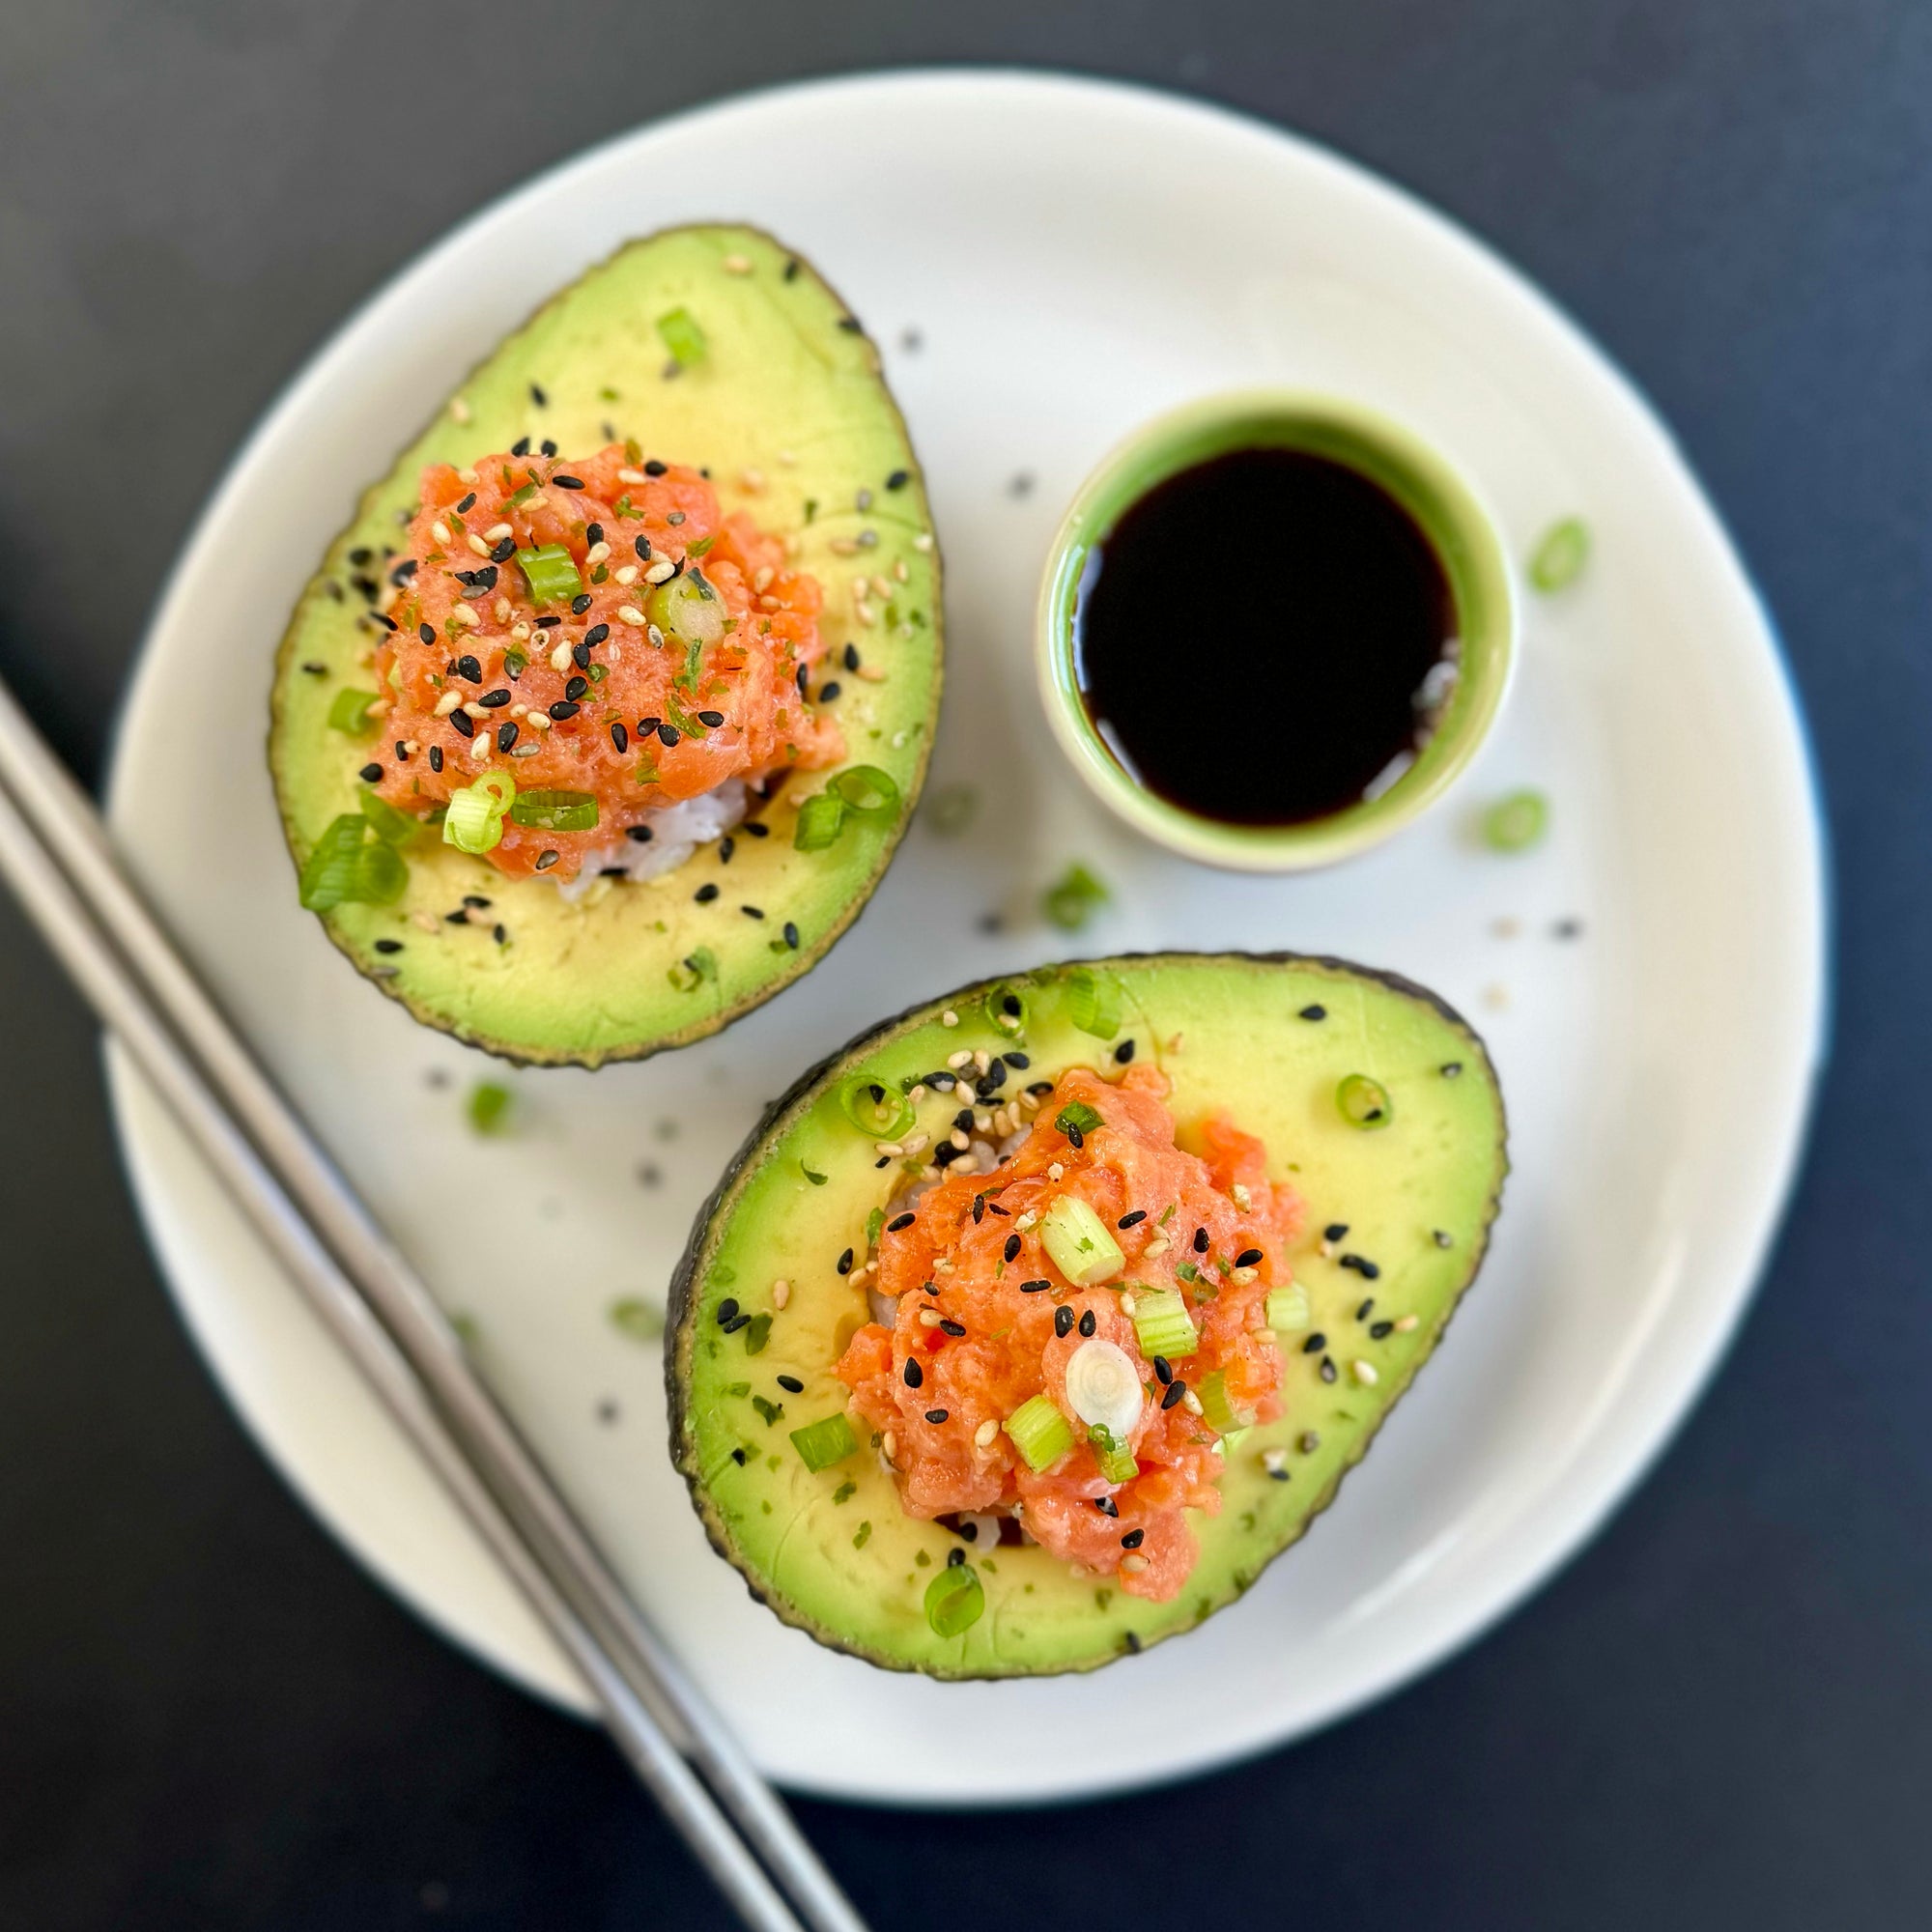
[0,677,868,1932]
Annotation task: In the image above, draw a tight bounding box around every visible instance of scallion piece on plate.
[923,1560,984,1638]
[647,568,726,647]
[467,1080,513,1134]
[1063,965,1123,1039]
[1335,1073,1393,1129]
[1041,861,1110,932]
[656,305,708,368]
[1064,1339,1143,1441]
[298,812,407,912]
[1054,1100,1101,1142]
[1005,1394,1074,1472]
[327,688,381,735]
[1197,1369,1255,1435]
[1040,1195,1124,1287]
[516,543,583,607]
[1264,1284,1311,1332]
[1482,788,1549,853]
[793,791,846,852]
[1130,1287,1199,1361]
[982,979,1030,1036]
[1528,516,1590,592]
[838,1074,915,1140]
[832,764,900,822]
[789,1412,859,1473]
[509,788,599,833]
[442,771,515,854]
[1088,1424,1138,1486]
[358,787,419,845]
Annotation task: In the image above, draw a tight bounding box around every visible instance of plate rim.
[100,65,1831,1803]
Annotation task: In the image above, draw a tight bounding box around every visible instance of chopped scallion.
[298,813,408,912]
[832,764,901,821]
[1040,1196,1124,1287]
[327,688,380,735]
[1063,965,1123,1039]
[607,1297,663,1343]
[1528,516,1590,592]
[1130,1288,1199,1361]
[793,791,846,851]
[1041,861,1110,932]
[925,783,978,836]
[468,1081,513,1134]
[442,771,515,854]
[1088,1424,1138,1485]
[1264,1284,1311,1332]
[789,1412,859,1472]
[1197,1369,1255,1435]
[1005,1394,1074,1471]
[509,788,599,832]
[657,306,708,367]
[1054,1101,1101,1141]
[1482,788,1549,853]
[923,1560,984,1637]
[516,543,583,606]
[358,787,420,845]
[838,1075,914,1139]
[1336,1073,1393,1129]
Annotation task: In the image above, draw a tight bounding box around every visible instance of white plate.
[104,71,1825,1804]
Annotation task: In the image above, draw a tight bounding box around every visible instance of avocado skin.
[667,952,1507,1678]
[269,224,943,1067]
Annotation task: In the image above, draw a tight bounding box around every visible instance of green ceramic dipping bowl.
[1036,391,1518,871]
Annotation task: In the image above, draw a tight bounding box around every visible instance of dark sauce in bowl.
[1072,447,1455,826]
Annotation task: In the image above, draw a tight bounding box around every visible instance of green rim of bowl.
[1036,390,1518,871]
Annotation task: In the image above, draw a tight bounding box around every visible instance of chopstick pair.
[0,672,869,1932]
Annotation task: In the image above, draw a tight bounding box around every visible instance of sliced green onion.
[657,306,708,368]
[1054,1101,1101,1142]
[607,1297,663,1343]
[647,567,726,648]
[923,1561,984,1638]
[516,543,583,606]
[1197,1369,1255,1435]
[794,791,846,851]
[1040,1195,1124,1287]
[1130,1288,1199,1361]
[327,688,380,735]
[832,764,900,822]
[1088,1424,1138,1486]
[1063,966,1122,1039]
[925,783,978,836]
[667,947,718,992]
[468,1081,513,1134]
[866,1207,885,1249]
[982,979,1031,1036]
[1064,1339,1143,1439]
[502,648,528,676]
[357,787,420,845]
[1041,861,1110,932]
[1482,788,1549,853]
[1336,1073,1393,1130]
[789,1412,858,1472]
[442,771,515,855]
[509,788,599,832]
[1005,1394,1075,1471]
[1264,1284,1311,1332]
[743,1313,773,1355]
[298,813,408,912]
[1528,516,1590,592]
[838,1075,915,1140]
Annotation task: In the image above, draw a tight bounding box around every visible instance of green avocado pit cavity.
[270,223,942,1066]
[667,952,1508,1678]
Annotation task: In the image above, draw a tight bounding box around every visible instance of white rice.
[552,779,750,903]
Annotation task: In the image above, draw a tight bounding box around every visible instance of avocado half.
[269,224,942,1066]
[668,952,1507,1677]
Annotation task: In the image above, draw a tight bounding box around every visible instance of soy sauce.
[1072,446,1455,826]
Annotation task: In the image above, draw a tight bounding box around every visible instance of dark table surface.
[4,4,1929,1928]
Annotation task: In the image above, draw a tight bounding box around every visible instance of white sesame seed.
[1121,1553,1149,1574]
[527,712,553,731]
[829,536,859,556]
[1395,1314,1419,1333]
[585,541,611,565]
[463,702,491,720]
[1014,1211,1037,1232]
[433,691,462,717]
[919,1308,941,1328]
[894,557,909,582]
[856,664,886,682]
[882,1431,897,1461]
[753,566,775,592]
[484,522,512,543]
[948,1130,970,1151]
[446,605,477,629]
[1232,1265,1258,1286]
[722,253,752,274]
[431,521,452,546]
[946,1049,972,1069]
[411,910,440,934]
[941,1009,958,1028]
[932,1257,954,1274]
[772,1279,790,1310]
[614,564,639,585]
[1262,1446,1288,1473]
[855,600,877,627]
[467,533,492,557]
[509,621,530,639]
[1182,1389,1205,1416]
[376,584,399,614]
[449,397,472,424]
[902,1132,929,1154]
[458,467,479,485]
[973,1049,990,1075]
[1047,1162,1065,1181]
[913,531,933,551]
[739,468,766,493]
[908,1084,927,1103]
[549,641,572,672]
[874,1141,903,1158]
[618,468,646,485]
[1231,1183,1252,1210]
[758,594,782,611]
[494,598,512,623]
[1119,1292,1138,1317]
[975,1418,999,1448]
[1351,1360,1379,1386]
[644,559,675,583]
[1144,1236,1170,1258]
[616,605,647,626]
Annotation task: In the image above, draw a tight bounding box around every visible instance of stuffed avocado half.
[668,952,1507,1678]
[270,224,941,1067]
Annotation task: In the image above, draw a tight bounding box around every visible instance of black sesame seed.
[1065,1125,1084,1150]
[1077,1309,1096,1338]
[721,1312,749,1334]
[528,384,547,407]
[718,837,736,865]
[534,850,559,872]
[946,1545,965,1567]
[695,883,720,903]
[887,1212,917,1234]
[1118,1209,1147,1229]
[554,474,584,491]
[817,681,841,702]
[924,1408,949,1424]
[886,469,909,491]
[540,440,557,457]
[583,622,611,648]
[1004,1233,1022,1264]
[658,723,680,747]
[549,699,581,720]
[1192,1227,1209,1254]
[1302,1333,1327,1353]
[511,436,530,456]
[634,534,653,560]
[455,654,483,682]
[1020,1278,1053,1293]
[572,643,591,669]
[418,623,437,645]
[836,1247,855,1276]
[1115,1038,1136,1065]
[1434,1230,1455,1248]
[1440,1062,1463,1078]
[1161,1379,1187,1410]
[1005,1051,1030,1069]
[796,664,810,695]
[463,895,492,908]
[1028,1081,1055,1097]
[478,689,511,708]
[716,1298,741,1324]
[570,593,592,614]
[1054,1306,1074,1338]
[1371,1321,1395,1340]
[496,723,518,753]
[493,923,506,943]
[838,316,862,332]
[842,642,860,671]
[696,710,725,727]
[741,905,764,920]
[429,746,443,773]
[455,491,476,514]
[903,1357,923,1388]
[782,922,800,949]
[643,459,668,476]
[358,762,384,782]
[610,721,629,753]
[783,258,800,280]
[940,1320,966,1337]
[1153,1355,1173,1384]
[1324,1222,1350,1242]
[1340,1255,1381,1280]
[730,1448,746,1465]
[369,609,397,630]
[1236,1248,1263,1268]
[1355,1298,1375,1321]
[1124,1630,1143,1654]
[565,675,588,701]
[1320,1357,1338,1383]
[1299,1004,1327,1021]
[585,523,604,547]
[490,536,516,563]
[373,938,403,954]
[777,1375,804,1393]
[1094,1494,1119,1518]
[743,820,770,838]
[1121,1527,1145,1548]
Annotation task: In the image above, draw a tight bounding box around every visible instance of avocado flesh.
[269,224,941,1067]
[668,952,1507,1678]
